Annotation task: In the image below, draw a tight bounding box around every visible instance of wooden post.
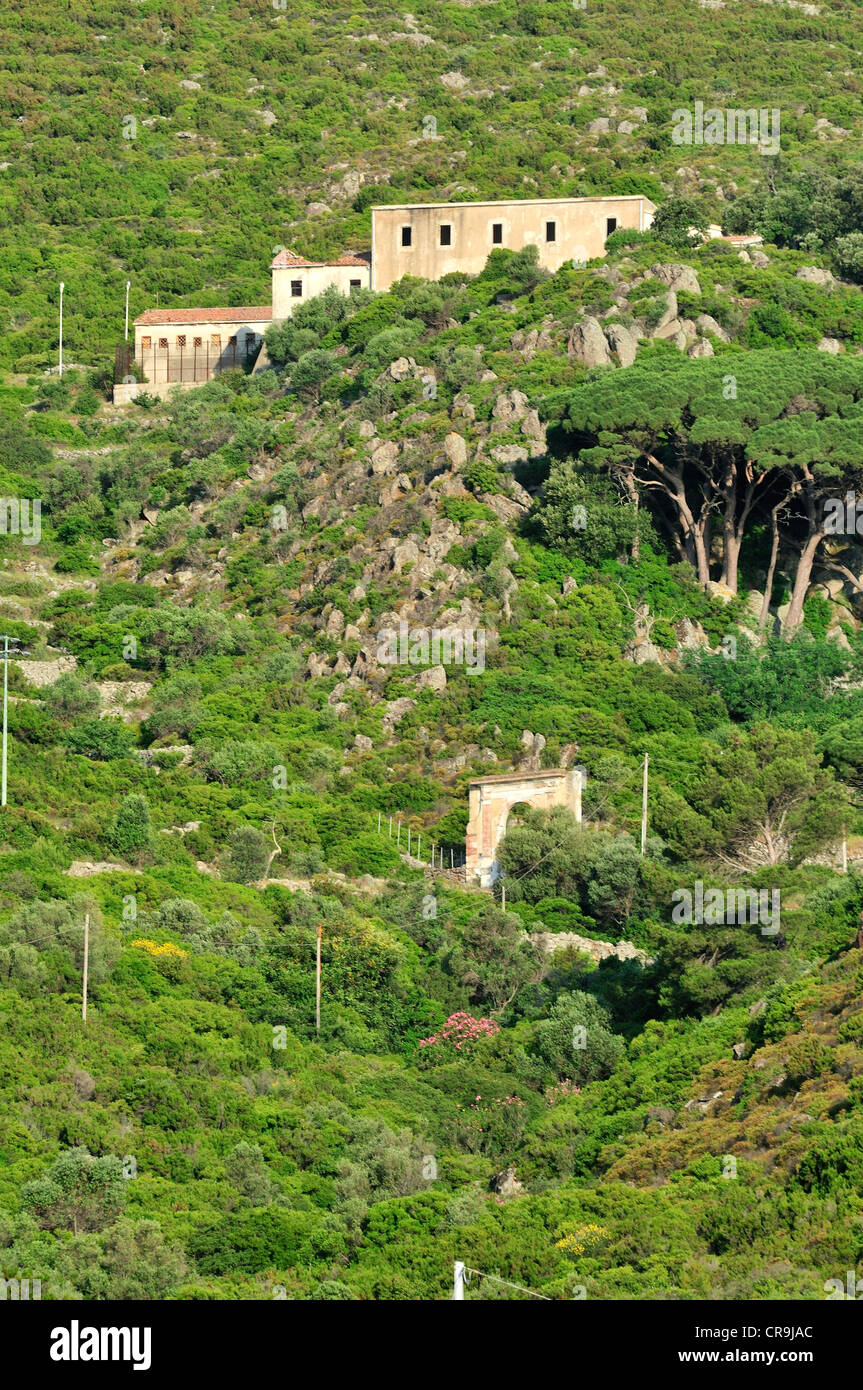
[640,752,649,857]
[82,913,90,1023]
[377,811,381,834]
[388,816,392,837]
[315,923,322,1034]
[417,834,421,861]
[407,827,411,855]
[397,822,401,849]
[841,824,847,874]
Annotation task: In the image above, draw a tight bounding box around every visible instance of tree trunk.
[719,467,760,595]
[783,528,825,637]
[758,507,781,631]
[616,469,641,563]
[644,455,712,586]
[630,488,640,563]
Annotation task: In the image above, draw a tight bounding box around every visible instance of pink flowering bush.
[417,1011,499,1056]
[444,1093,527,1157]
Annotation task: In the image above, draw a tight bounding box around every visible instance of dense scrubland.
[2,0,863,366]
[1,0,863,1301]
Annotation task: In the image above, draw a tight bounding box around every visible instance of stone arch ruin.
[465,768,583,888]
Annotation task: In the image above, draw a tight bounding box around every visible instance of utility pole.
[1,633,8,809]
[59,282,65,377]
[1,633,30,807]
[124,280,131,341]
[453,1262,465,1301]
[640,751,649,857]
[82,913,90,1023]
[315,923,322,1034]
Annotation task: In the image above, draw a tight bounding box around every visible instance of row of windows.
[399,217,618,248]
[140,332,261,350]
[290,278,364,297]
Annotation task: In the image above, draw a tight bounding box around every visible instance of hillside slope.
[1,222,863,1298]
[2,0,863,364]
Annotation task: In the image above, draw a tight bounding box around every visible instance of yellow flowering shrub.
[554,1223,609,1257]
[130,938,188,960]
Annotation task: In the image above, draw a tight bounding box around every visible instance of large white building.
[118,192,654,400]
[370,193,655,290]
[122,250,371,400]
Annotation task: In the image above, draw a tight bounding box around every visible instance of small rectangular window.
[400,226,412,247]
[211,334,221,348]
[141,336,151,350]
[177,334,186,348]
[545,220,556,243]
[229,335,237,345]
[193,336,202,348]
[158,337,168,349]
[439,224,452,247]
[491,223,503,245]
[606,217,617,237]
[291,280,303,297]
[350,279,361,290]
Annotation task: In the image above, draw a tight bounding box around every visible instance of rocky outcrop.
[652,263,701,295]
[567,316,612,367]
[65,860,128,877]
[604,320,639,367]
[796,266,836,287]
[444,432,468,467]
[531,930,652,966]
[370,440,400,475]
[696,313,730,343]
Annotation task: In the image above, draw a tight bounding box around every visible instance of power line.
[454,1262,552,1300]
[504,763,645,889]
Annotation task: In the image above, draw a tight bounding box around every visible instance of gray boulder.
[568,316,612,367]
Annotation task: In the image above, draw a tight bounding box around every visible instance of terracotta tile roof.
[134,306,272,326]
[270,248,370,269]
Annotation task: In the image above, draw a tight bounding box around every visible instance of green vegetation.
[1,0,863,1305]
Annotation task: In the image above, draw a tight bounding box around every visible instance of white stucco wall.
[272,263,371,320]
[372,195,656,291]
[131,315,272,388]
